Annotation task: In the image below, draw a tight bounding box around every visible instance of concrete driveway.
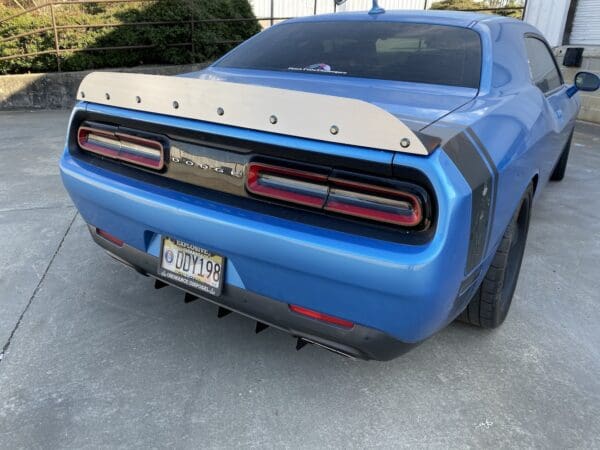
[0,110,599,449]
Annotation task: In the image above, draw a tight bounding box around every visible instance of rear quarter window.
[216,21,482,89]
[524,36,563,94]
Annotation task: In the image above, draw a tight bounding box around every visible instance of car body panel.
[59,11,580,358]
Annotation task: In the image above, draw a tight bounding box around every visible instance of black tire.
[458,184,533,328]
[550,133,573,181]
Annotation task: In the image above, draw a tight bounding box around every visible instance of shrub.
[0,0,261,74]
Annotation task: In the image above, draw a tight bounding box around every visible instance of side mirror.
[574,71,600,92]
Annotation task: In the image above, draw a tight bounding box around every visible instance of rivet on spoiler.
[269,115,278,124]
[400,138,411,148]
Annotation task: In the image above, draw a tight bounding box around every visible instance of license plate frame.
[158,237,225,296]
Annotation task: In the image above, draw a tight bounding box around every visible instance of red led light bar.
[325,178,422,227]
[77,126,164,170]
[245,163,424,227]
[246,162,328,208]
[289,304,354,329]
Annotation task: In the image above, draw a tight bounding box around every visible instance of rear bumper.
[60,134,477,356]
[90,227,414,360]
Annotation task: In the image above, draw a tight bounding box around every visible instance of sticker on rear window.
[287,64,348,75]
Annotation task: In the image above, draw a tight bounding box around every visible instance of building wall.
[336,0,433,10]
[249,0,432,21]
[524,0,571,46]
[249,0,437,29]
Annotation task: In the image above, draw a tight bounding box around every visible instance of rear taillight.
[246,162,424,228]
[325,178,422,227]
[77,126,164,170]
[289,304,354,329]
[246,163,328,208]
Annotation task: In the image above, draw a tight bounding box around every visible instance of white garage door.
[570,0,600,45]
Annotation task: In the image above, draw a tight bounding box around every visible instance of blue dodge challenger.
[60,8,599,360]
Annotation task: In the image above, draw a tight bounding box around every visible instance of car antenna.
[369,0,385,15]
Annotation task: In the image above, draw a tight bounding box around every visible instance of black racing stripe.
[443,131,494,274]
[465,127,495,174]
[465,127,499,256]
[415,131,442,154]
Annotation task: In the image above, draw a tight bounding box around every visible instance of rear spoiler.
[76,72,439,155]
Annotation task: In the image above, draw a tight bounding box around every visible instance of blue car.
[60,9,600,360]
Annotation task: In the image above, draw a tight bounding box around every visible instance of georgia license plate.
[158,237,225,296]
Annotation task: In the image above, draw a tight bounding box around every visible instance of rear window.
[216,21,482,89]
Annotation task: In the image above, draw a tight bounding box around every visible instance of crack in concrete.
[0,205,74,214]
[0,211,78,364]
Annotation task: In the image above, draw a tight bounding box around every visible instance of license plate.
[158,237,225,296]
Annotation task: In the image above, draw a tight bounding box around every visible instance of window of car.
[524,36,563,94]
[216,21,482,89]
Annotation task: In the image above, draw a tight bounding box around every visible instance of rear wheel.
[550,133,573,181]
[458,184,533,328]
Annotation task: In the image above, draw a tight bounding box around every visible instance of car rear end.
[59,14,482,360]
[61,101,477,360]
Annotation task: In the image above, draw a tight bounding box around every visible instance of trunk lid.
[184,67,478,131]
